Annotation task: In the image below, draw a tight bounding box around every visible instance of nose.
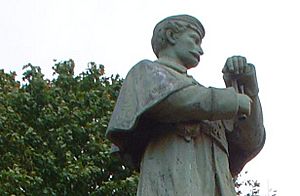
[198,47,204,55]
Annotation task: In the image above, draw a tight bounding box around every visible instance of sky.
[1,0,300,195]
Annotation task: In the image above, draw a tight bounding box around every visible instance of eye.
[191,35,200,45]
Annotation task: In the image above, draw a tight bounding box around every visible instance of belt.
[175,121,229,155]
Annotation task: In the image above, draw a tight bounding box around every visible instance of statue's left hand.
[222,56,259,97]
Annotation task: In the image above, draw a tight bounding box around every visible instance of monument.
[106,14,265,196]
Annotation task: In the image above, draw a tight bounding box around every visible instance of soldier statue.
[106,14,265,196]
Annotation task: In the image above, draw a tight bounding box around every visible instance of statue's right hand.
[238,94,252,117]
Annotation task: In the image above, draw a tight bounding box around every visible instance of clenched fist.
[222,55,259,97]
[222,56,254,75]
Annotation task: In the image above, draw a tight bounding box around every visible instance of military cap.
[154,14,205,38]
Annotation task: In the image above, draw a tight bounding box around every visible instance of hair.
[151,14,205,57]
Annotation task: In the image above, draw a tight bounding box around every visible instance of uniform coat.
[106,59,265,195]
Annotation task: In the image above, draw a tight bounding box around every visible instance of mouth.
[189,51,200,61]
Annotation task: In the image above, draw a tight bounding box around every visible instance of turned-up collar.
[155,58,187,74]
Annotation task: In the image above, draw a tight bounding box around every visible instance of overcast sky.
[1,0,300,195]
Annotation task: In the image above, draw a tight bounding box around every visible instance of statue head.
[151,14,205,58]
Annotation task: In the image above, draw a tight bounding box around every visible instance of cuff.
[210,87,239,120]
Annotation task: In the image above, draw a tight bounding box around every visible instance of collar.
[155,58,187,74]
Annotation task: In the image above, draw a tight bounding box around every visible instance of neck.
[157,56,181,66]
[156,57,188,73]
[158,49,183,66]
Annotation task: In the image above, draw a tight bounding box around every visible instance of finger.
[224,57,234,73]
[237,57,243,73]
[222,66,227,73]
[228,57,235,72]
[233,56,239,74]
[248,95,253,103]
[243,64,248,73]
[238,56,247,73]
[245,63,254,73]
[248,101,252,116]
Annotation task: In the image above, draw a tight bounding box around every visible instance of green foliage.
[0,60,138,195]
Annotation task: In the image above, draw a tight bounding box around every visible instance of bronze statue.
[106,14,265,196]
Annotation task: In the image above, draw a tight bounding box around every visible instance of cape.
[106,60,195,168]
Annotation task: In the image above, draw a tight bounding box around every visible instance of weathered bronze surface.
[106,14,265,196]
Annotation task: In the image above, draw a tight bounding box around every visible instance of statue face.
[173,29,203,69]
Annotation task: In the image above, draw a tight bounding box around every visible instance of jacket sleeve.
[223,66,266,176]
[223,66,265,152]
[145,84,240,122]
[226,94,266,176]
[227,96,265,152]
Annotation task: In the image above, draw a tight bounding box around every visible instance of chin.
[186,62,199,69]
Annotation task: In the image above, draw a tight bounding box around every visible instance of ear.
[165,29,177,45]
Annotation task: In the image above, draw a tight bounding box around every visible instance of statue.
[106,14,265,196]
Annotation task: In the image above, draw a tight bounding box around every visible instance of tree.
[0,59,273,196]
[0,60,138,195]
[234,171,277,196]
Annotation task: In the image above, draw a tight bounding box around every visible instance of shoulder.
[130,59,155,71]
[126,59,161,77]
[136,59,154,65]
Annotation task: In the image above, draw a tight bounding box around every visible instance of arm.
[146,84,249,123]
[223,56,265,152]
[221,56,266,176]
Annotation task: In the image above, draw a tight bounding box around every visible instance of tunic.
[137,124,235,196]
[106,59,265,196]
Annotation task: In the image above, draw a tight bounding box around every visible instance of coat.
[106,59,265,195]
